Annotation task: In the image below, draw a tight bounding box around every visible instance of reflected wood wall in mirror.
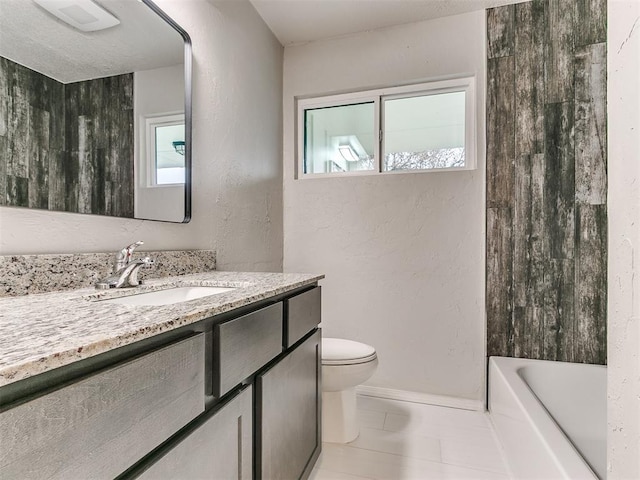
[0,0,192,223]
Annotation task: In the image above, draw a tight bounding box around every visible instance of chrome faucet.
[95,241,154,289]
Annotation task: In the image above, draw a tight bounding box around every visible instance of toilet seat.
[322,338,377,366]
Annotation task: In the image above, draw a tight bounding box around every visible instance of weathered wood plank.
[575,42,607,205]
[6,175,28,207]
[0,136,7,205]
[64,83,80,213]
[487,207,514,357]
[46,67,66,212]
[544,101,575,260]
[487,55,515,208]
[530,153,546,272]
[575,204,607,364]
[47,147,66,211]
[575,0,607,46]
[119,74,135,217]
[545,0,575,103]
[487,5,515,59]
[0,58,7,140]
[513,152,547,359]
[27,107,49,209]
[543,259,575,361]
[514,0,545,156]
[0,59,7,205]
[7,77,29,179]
[526,153,546,359]
[512,306,525,357]
[77,115,94,214]
[524,306,544,359]
[513,153,531,309]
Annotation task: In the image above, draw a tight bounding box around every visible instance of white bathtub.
[488,356,606,480]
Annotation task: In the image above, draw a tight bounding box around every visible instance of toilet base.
[322,388,359,443]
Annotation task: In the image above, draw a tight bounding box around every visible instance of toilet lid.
[322,338,377,365]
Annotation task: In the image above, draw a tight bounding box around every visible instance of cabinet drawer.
[214,303,283,397]
[0,334,205,480]
[286,286,321,347]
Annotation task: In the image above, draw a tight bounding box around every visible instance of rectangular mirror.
[0,0,192,222]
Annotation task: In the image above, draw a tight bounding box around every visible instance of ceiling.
[0,0,184,83]
[249,0,526,46]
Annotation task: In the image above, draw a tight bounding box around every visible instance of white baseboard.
[356,385,484,411]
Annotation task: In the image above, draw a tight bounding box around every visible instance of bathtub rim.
[488,356,600,480]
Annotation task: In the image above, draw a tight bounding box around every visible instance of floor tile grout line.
[355,425,446,445]
[326,441,508,476]
[311,465,376,480]
[325,441,442,464]
[357,394,484,413]
[437,457,510,475]
[322,442,509,476]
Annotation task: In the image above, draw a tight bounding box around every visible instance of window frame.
[296,76,476,179]
[143,112,186,188]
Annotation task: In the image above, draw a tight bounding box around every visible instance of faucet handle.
[124,241,144,259]
[114,241,144,270]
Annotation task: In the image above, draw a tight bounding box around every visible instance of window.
[297,77,475,178]
[304,102,376,174]
[144,113,186,186]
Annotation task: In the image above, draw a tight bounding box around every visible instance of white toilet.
[322,337,378,443]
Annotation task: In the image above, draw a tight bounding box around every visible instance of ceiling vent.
[33,0,120,32]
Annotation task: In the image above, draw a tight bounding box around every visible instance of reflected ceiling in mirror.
[0,0,192,223]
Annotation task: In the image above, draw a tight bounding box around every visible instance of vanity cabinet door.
[0,334,205,480]
[136,385,253,480]
[257,329,321,480]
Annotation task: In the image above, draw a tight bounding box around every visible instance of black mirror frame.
[141,0,192,223]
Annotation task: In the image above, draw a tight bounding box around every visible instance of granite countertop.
[0,271,323,387]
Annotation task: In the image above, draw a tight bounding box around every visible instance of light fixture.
[338,144,360,163]
[172,141,186,156]
[33,0,120,32]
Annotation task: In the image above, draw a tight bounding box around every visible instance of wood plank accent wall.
[486,0,607,364]
[0,57,65,211]
[65,75,134,217]
[0,57,134,218]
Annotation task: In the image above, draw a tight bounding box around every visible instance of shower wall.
[486,0,607,364]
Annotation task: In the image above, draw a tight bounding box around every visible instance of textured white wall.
[607,0,640,477]
[283,11,486,402]
[0,0,284,272]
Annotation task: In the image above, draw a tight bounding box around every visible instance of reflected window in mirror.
[144,114,186,186]
[156,124,185,185]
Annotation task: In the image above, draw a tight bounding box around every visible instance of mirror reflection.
[0,0,191,223]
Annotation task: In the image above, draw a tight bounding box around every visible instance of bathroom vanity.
[0,272,323,479]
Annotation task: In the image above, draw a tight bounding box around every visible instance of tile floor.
[309,395,511,480]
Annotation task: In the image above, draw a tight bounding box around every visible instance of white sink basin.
[100,286,236,306]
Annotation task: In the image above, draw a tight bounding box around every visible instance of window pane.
[383,91,465,171]
[304,102,375,174]
[155,123,185,185]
